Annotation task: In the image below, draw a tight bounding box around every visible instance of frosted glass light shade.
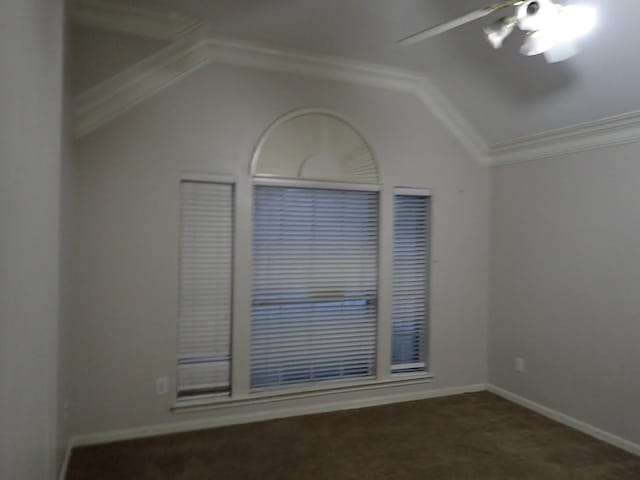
[521,31,555,56]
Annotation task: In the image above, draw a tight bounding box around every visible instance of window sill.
[172,373,434,414]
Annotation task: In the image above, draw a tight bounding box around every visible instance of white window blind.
[251,185,379,390]
[178,180,233,398]
[392,191,431,374]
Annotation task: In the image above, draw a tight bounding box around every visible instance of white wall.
[70,63,492,435]
[0,0,66,478]
[490,142,640,446]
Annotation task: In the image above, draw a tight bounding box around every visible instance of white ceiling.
[161,0,640,145]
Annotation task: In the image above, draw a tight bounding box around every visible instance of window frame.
[176,172,236,403]
[174,174,435,410]
[391,187,432,377]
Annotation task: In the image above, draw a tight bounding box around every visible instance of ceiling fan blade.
[397,1,517,46]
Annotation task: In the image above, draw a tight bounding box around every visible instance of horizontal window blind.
[252,185,379,390]
[392,192,431,374]
[178,180,233,398]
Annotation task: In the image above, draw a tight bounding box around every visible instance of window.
[392,190,431,374]
[174,114,434,404]
[177,179,233,398]
[251,183,379,390]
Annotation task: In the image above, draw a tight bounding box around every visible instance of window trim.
[253,176,381,192]
[181,171,237,185]
[394,186,432,197]
[172,371,433,413]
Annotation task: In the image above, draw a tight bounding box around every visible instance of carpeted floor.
[66,392,640,479]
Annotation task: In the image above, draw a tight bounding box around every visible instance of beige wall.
[490,142,640,445]
[71,63,492,435]
[58,17,80,471]
[0,0,65,478]
[71,25,167,94]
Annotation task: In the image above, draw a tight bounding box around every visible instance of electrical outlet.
[156,377,169,395]
[515,357,525,374]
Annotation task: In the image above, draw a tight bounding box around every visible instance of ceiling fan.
[398,0,597,63]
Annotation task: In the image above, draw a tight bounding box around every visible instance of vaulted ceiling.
[166,0,639,145]
[71,0,640,164]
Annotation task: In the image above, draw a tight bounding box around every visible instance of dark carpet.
[66,392,640,479]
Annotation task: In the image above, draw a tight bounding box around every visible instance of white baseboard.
[60,383,638,478]
[69,383,486,448]
[488,384,640,457]
[58,442,72,480]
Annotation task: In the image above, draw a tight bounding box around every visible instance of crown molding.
[73,29,490,165]
[203,38,490,165]
[70,0,202,41]
[490,111,640,166]
[413,78,491,166]
[71,3,640,167]
[74,29,211,138]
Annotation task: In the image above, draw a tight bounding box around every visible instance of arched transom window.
[251,109,380,183]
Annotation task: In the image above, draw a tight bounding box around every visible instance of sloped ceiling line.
[73,27,491,166]
[71,1,640,167]
[74,29,211,138]
[490,111,640,165]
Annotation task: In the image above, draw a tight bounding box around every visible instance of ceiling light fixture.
[484,17,517,49]
[520,30,555,56]
[554,5,597,41]
[542,40,579,63]
[399,0,597,63]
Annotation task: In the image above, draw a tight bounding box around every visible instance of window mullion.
[376,188,393,380]
[230,178,252,398]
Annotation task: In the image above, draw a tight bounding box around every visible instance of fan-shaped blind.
[178,180,233,398]
[251,185,379,390]
[253,112,379,183]
[392,191,431,374]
